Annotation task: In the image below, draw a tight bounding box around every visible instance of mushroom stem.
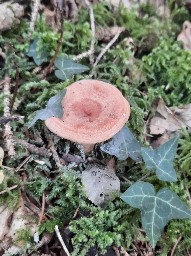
[82,143,95,153]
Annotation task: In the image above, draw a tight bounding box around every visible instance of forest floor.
[1,0,191,255]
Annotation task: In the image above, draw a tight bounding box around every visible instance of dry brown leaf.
[82,162,120,206]
[151,132,172,149]
[0,147,4,167]
[149,99,191,135]
[177,21,191,50]
[0,171,4,184]
[43,7,55,27]
[95,26,125,42]
[171,104,191,127]
[0,197,37,254]
[105,0,170,17]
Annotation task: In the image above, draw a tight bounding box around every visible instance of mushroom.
[45,80,130,152]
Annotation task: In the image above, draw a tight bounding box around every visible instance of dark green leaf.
[27,39,49,65]
[141,136,179,182]
[54,56,89,80]
[28,90,66,128]
[100,126,142,161]
[121,181,191,247]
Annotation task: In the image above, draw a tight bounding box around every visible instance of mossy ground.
[1,1,191,255]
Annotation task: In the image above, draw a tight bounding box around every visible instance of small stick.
[38,193,46,224]
[185,186,191,207]
[45,129,63,168]
[93,31,121,68]
[138,172,152,181]
[170,235,182,256]
[73,49,93,61]
[29,0,41,35]
[0,115,24,125]
[55,225,70,256]
[120,246,130,256]
[73,207,79,219]
[14,137,52,157]
[3,75,15,157]
[41,16,64,80]
[0,48,6,59]
[113,246,120,256]
[15,156,32,172]
[10,44,20,113]
[0,185,18,195]
[84,0,95,64]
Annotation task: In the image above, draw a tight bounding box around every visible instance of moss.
[69,201,140,256]
[16,228,33,251]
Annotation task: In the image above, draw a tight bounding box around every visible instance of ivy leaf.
[54,56,89,80]
[141,136,179,182]
[28,90,66,128]
[100,126,142,162]
[27,39,49,65]
[121,181,191,247]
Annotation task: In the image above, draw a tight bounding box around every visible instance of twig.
[49,144,63,168]
[0,115,24,125]
[38,193,46,224]
[170,235,182,256]
[3,75,15,157]
[84,0,95,64]
[41,16,64,80]
[121,176,131,183]
[55,225,70,256]
[15,156,32,172]
[0,48,6,59]
[138,172,152,181]
[29,0,41,36]
[93,30,121,68]
[0,185,18,195]
[10,45,20,113]
[120,246,130,256]
[185,186,191,207]
[14,137,52,157]
[45,129,63,168]
[73,207,79,219]
[73,50,93,61]
[113,246,120,256]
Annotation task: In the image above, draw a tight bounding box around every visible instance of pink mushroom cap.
[45,80,130,144]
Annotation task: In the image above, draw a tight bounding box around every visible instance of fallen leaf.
[0,197,37,253]
[82,163,120,206]
[0,171,4,184]
[149,99,191,135]
[0,147,4,167]
[104,0,170,17]
[177,21,191,51]
[95,26,125,42]
[151,132,172,149]
[171,104,191,127]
